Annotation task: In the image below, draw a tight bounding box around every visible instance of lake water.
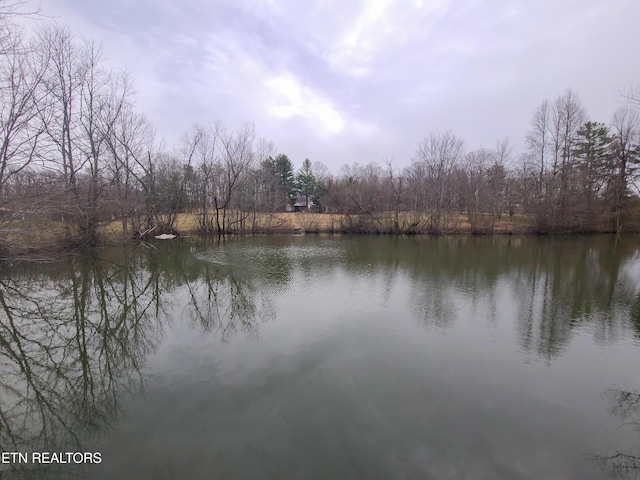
[1,235,640,479]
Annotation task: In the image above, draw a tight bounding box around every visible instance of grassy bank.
[96,211,537,236]
[7,209,633,260]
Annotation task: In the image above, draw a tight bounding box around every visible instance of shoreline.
[1,211,634,262]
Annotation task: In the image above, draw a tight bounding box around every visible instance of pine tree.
[295,158,317,210]
[572,121,614,223]
[271,154,296,207]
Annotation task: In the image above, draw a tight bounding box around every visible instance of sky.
[25,0,640,171]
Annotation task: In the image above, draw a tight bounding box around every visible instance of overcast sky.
[31,0,640,171]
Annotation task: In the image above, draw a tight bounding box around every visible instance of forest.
[1,3,640,258]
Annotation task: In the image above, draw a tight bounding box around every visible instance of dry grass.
[96,211,536,237]
[175,211,533,234]
[0,216,73,257]
[0,210,536,258]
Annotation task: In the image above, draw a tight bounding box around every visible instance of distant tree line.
[321,90,640,234]
[1,5,639,254]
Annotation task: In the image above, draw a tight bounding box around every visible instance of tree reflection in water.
[513,237,640,362]
[0,242,276,478]
[1,235,639,478]
[372,234,640,361]
[594,389,640,478]
[179,250,277,341]
[0,251,164,478]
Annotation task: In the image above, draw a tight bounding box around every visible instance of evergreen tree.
[572,121,614,219]
[295,158,317,209]
[271,154,296,207]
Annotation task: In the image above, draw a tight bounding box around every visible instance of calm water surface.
[1,235,640,479]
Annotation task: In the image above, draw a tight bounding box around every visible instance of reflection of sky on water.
[1,235,640,478]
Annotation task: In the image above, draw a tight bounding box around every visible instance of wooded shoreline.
[2,7,640,260]
[2,210,637,261]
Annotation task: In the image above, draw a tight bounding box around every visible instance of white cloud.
[266,72,345,135]
[26,0,640,170]
[324,0,452,76]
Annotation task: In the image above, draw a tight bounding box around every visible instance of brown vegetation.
[53,210,537,243]
[1,7,639,259]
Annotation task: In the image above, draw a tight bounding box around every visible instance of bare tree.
[245,137,276,229]
[76,41,128,245]
[212,122,255,234]
[461,148,492,231]
[0,8,50,255]
[385,159,413,233]
[621,83,640,107]
[610,106,640,233]
[36,24,84,241]
[191,125,215,232]
[0,22,47,202]
[104,101,152,236]
[0,0,38,55]
[550,89,587,229]
[526,99,551,199]
[413,131,464,231]
[487,138,512,220]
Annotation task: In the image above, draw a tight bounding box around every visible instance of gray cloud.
[34,0,640,171]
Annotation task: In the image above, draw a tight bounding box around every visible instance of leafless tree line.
[321,133,519,233]
[0,17,157,248]
[312,88,640,234]
[1,6,639,255]
[523,89,640,232]
[0,13,280,251]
